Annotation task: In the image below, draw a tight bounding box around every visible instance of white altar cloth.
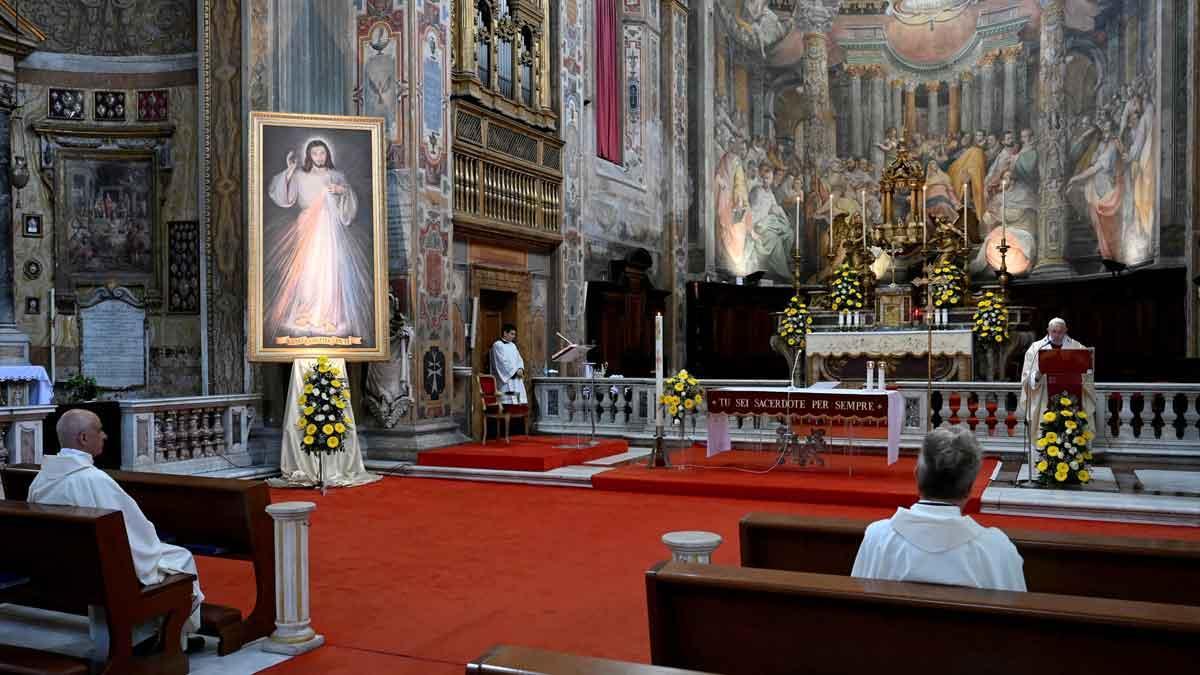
[706,386,904,464]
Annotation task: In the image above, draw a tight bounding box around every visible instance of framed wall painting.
[247,111,389,362]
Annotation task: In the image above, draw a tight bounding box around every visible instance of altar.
[806,327,974,384]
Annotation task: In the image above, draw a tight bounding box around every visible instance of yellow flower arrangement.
[829,264,865,312]
[1034,392,1094,487]
[298,355,353,456]
[929,261,965,308]
[971,291,1009,345]
[660,369,703,425]
[776,295,814,350]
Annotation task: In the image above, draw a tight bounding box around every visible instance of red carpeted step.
[417,436,629,471]
[591,449,996,513]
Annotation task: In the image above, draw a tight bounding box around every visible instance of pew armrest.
[131,573,196,622]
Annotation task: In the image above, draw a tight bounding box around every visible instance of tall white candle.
[922,186,927,226]
[866,361,875,389]
[1001,179,1008,246]
[829,195,834,250]
[655,313,663,428]
[877,362,886,389]
[860,190,867,242]
[962,183,969,244]
[794,195,801,256]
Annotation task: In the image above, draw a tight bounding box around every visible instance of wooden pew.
[0,501,194,675]
[1,464,275,655]
[646,560,1200,675]
[738,511,1200,606]
[468,645,717,674]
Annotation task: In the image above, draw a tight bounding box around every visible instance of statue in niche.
[365,293,414,428]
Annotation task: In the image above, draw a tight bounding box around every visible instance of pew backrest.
[647,560,1200,675]
[739,511,1200,606]
[468,645,718,674]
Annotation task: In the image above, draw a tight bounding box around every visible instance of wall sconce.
[10,156,29,209]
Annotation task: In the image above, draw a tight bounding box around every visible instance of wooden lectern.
[1037,349,1094,399]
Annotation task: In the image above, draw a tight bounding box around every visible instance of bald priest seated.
[28,409,206,652]
[851,428,1027,592]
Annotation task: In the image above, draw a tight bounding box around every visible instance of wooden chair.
[479,374,521,444]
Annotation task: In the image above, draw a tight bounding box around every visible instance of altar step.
[365,459,612,488]
[980,463,1200,527]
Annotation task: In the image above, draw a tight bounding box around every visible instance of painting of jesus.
[249,112,389,362]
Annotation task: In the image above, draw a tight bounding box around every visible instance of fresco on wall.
[711,0,1173,284]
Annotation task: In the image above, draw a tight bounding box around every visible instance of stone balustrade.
[119,395,261,473]
[0,405,56,464]
[530,377,1200,458]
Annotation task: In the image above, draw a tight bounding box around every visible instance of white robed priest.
[28,409,204,651]
[1019,317,1096,446]
[489,323,528,409]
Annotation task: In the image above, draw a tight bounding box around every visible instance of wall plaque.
[79,286,146,389]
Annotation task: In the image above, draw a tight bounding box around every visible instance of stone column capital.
[845,64,866,79]
[794,0,838,35]
[978,52,1000,68]
[1001,45,1024,64]
[903,79,919,92]
[959,70,975,83]
[925,81,942,93]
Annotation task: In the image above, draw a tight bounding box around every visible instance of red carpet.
[188,477,1200,673]
[591,447,997,513]
[416,435,628,471]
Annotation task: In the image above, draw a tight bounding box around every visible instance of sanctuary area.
[0,1,1199,673]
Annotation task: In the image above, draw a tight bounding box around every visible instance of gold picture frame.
[247,111,389,362]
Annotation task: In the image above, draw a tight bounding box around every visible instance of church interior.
[0,0,1199,672]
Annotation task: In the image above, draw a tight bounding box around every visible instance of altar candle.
[963,183,969,245]
[795,195,801,256]
[655,313,663,428]
[877,362,886,389]
[866,361,875,390]
[922,185,927,225]
[860,190,867,241]
[829,195,834,249]
[1001,180,1008,246]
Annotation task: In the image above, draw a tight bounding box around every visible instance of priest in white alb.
[28,409,204,650]
[1019,317,1096,446]
[489,323,528,408]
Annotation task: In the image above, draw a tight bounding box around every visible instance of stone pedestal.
[661,530,723,564]
[262,501,325,656]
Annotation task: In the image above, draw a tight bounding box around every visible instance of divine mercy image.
[250,113,387,361]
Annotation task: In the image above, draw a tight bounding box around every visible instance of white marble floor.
[0,604,293,674]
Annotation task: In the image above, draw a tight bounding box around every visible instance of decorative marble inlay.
[167,221,200,314]
[48,89,85,120]
[93,91,126,121]
[137,90,170,121]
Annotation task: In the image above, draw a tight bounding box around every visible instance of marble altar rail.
[529,378,1200,457]
[0,405,56,464]
[117,395,262,473]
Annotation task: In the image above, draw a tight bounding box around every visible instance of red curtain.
[595,0,620,163]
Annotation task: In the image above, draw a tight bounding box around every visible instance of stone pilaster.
[926,81,941,136]
[795,1,837,165]
[0,96,25,365]
[847,65,864,158]
[978,53,997,133]
[960,71,974,134]
[662,0,688,369]
[1002,46,1021,134]
[1034,0,1071,275]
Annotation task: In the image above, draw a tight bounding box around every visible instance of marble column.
[891,79,903,136]
[1002,46,1020,134]
[848,66,864,158]
[869,67,885,159]
[960,72,973,134]
[979,54,997,133]
[794,2,837,163]
[903,80,917,137]
[1035,0,1070,275]
[262,502,325,655]
[948,79,961,137]
[926,81,941,136]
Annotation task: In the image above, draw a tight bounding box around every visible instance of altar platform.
[587,446,996,511]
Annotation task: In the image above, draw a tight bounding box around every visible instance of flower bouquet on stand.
[971,291,1009,345]
[776,295,813,387]
[929,261,964,325]
[295,356,352,491]
[660,369,704,447]
[829,263,865,327]
[1033,392,1096,486]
